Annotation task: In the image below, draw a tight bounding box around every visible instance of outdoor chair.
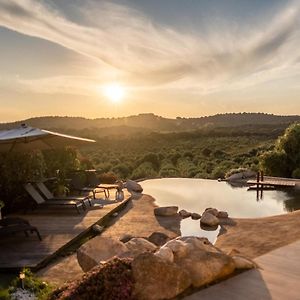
[35,182,92,208]
[0,217,42,240]
[24,183,84,214]
[70,173,105,199]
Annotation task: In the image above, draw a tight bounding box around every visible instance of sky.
[0,0,299,122]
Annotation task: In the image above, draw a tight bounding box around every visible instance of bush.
[9,268,52,300]
[50,258,134,300]
[292,168,300,179]
[98,172,118,184]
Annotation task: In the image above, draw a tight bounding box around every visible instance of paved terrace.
[185,239,300,300]
[0,192,131,270]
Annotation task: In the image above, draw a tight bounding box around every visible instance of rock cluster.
[77,235,255,300]
[178,207,229,227]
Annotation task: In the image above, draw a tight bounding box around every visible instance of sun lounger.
[0,217,42,240]
[24,183,84,214]
[35,182,92,208]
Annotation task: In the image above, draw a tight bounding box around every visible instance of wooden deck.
[184,239,300,300]
[0,194,131,270]
[247,179,296,188]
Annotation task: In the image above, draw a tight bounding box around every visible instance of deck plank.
[0,193,130,269]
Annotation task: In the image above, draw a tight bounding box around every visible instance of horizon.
[2,111,300,125]
[0,0,300,121]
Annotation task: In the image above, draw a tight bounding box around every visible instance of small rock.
[179,209,192,218]
[232,256,257,269]
[111,212,118,217]
[217,211,229,218]
[148,232,170,246]
[191,212,201,220]
[205,208,219,216]
[119,234,134,243]
[154,206,178,216]
[92,224,104,233]
[200,211,219,226]
[155,246,174,263]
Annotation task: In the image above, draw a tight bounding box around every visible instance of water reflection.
[141,178,300,243]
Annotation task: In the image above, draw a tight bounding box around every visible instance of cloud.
[0,0,299,95]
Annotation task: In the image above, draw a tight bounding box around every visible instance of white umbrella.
[0,124,96,152]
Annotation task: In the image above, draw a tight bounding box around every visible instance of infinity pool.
[141,178,300,243]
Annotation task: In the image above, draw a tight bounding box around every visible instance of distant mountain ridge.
[1,113,300,134]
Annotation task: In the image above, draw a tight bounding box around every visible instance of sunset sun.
[103,83,125,103]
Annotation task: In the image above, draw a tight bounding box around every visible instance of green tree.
[260,123,300,177]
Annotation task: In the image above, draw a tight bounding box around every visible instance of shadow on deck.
[0,194,131,271]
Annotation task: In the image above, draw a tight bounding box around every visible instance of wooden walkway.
[0,193,131,270]
[247,179,295,188]
[184,239,300,300]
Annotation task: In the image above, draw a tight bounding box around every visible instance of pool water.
[141,178,300,243]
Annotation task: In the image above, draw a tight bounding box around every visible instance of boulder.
[179,209,192,218]
[232,256,256,269]
[125,238,157,257]
[168,237,235,288]
[200,211,219,227]
[132,253,191,300]
[155,246,174,263]
[217,211,229,218]
[125,179,143,193]
[191,212,201,220]
[163,239,189,259]
[148,232,170,246]
[154,206,178,216]
[77,237,128,272]
[205,208,219,216]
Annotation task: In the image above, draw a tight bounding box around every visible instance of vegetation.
[0,147,89,213]
[82,130,275,181]
[260,123,300,178]
[50,258,134,300]
[0,268,53,300]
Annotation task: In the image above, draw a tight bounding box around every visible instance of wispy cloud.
[0,0,299,95]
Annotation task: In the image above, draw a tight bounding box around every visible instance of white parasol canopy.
[0,124,96,152]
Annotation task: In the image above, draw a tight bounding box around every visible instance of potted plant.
[53,170,69,197]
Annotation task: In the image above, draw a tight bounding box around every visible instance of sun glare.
[103,83,125,103]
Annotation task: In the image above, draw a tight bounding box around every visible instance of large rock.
[125,237,157,257]
[200,211,220,227]
[77,237,128,272]
[125,179,143,193]
[168,237,235,288]
[154,206,178,216]
[148,232,170,246]
[132,252,191,300]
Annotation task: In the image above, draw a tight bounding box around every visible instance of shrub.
[50,258,134,300]
[9,268,52,300]
[131,162,157,180]
[98,172,118,183]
